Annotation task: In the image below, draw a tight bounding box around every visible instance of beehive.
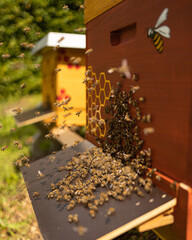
[32,32,86,126]
[84,0,192,239]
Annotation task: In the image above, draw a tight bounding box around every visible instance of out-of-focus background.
[0,1,84,239]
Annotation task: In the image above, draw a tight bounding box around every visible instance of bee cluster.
[45,79,155,226]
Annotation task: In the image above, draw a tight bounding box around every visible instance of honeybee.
[55,68,61,73]
[35,111,40,117]
[85,48,93,56]
[74,27,86,33]
[143,127,155,135]
[34,64,41,70]
[45,133,53,139]
[53,45,60,51]
[49,156,56,162]
[63,5,69,9]
[20,83,26,89]
[73,57,82,65]
[37,170,45,178]
[131,86,140,93]
[18,53,25,59]
[44,122,51,127]
[73,226,88,236]
[57,36,64,43]
[132,73,138,81]
[23,27,31,33]
[20,42,27,48]
[26,43,35,49]
[35,32,40,36]
[0,42,4,46]
[62,144,67,150]
[12,107,22,115]
[76,110,82,116]
[107,207,115,216]
[79,4,84,9]
[2,54,10,59]
[0,124,3,129]
[147,8,170,53]
[85,69,91,76]
[1,145,8,151]
[10,128,16,132]
[63,112,71,118]
[73,140,80,148]
[108,59,131,79]
[32,191,40,198]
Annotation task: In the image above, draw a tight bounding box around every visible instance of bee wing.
[155,8,169,28]
[155,25,171,38]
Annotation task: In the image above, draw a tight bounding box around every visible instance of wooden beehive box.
[84,0,192,239]
[32,32,86,127]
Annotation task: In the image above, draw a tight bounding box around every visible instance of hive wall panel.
[85,0,192,186]
[56,49,86,126]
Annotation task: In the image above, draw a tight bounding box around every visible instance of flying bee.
[10,128,16,132]
[35,32,40,36]
[63,5,69,10]
[26,43,35,49]
[12,107,22,115]
[74,27,86,33]
[108,59,131,79]
[53,45,60,51]
[35,111,40,117]
[73,57,82,65]
[143,127,155,135]
[57,36,64,43]
[45,133,53,139]
[23,27,31,33]
[76,110,82,116]
[0,42,3,46]
[20,83,26,89]
[1,145,8,151]
[18,53,25,59]
[63,112,71,118]
[132,73,138,81]
[85,48,93,56]
[2,54,10,59]
[70,56,76,62]
[131,86,140,93]
[147,8,170,53]
[44,122,51,127]
[79,4,84,9]
[0,124,3,129]
[55,68,61,73]
[34,64,41,70]
[20,42,27,48]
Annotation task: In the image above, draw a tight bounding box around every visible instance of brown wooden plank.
[21,140,175,240]
[14,105,56,127]
[85,0,192,186]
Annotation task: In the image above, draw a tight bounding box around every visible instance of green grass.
[0,94,42,239]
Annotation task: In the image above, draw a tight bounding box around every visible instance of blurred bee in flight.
[147,8,171,53]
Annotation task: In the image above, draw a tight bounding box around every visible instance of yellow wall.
[55,49,86,126]
[42,49,58,111]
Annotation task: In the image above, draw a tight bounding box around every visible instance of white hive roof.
[32,32,86,55]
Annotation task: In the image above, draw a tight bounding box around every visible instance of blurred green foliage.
[0,0,84,100]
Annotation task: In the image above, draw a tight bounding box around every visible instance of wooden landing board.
[14,106,56,127]
[51,127,84,147]
[22,140,176,240]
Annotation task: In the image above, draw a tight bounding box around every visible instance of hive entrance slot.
[110,22,137,46]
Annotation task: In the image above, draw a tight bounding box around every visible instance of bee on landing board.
[147,8,171,53]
